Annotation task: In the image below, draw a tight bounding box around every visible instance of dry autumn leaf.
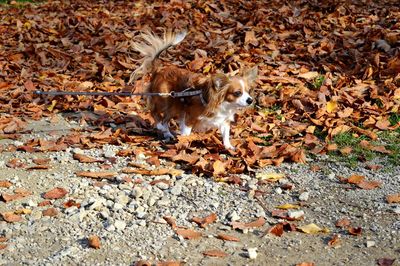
[88,235,101,249]
[73,153,103,163]
[42,207,59,217]
[348,227,362,236]
[297,223,327,234]
[231,217,265,230]
[203,249,228,258]
[42,187,68,200]
[335,218,351,228]
[175,229,202,240]
[386,194,400,204]
[328,234,341,247]
[76,171,117,179]
[256,172,285,182]
[191,213,217,228]
[0,181,13,188]
[2,212,22,223]
[216,233,240,242]
[276,203,301,210]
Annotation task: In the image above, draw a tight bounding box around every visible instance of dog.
[130,30,257,150]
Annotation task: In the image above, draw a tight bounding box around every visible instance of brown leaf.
[163,216,177,229]
[328,234,341,247]
[232,217,265,230]
[156,261,182,266]
[76,171,117,179]
[0,244,6,250]
[2,212,22,223]
[0,181,12,188]
[348,227,362,236]
[73,153,103,163]
[42,207,58,217]
[216,233,240,242]
[268,223,284,237]
[212,160,226,176]
[175,229,202,240]
[27,164,50,170]
[346,175,365,184]
[386,194,400,204]
[202,249,228,258]
[43,187,68,199]
[88,235,101,249]
[356,180,381,190]
[32,158,51,165]
[6,158,25,168]
[191,213,217,228]
[0,237,7,242]
[335,218,351,228]
[38,200,52,207]
[296,263,315,266]
[63,199,81,208]
[245,30,259,46]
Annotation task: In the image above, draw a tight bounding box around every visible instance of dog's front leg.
[219,122,235,150]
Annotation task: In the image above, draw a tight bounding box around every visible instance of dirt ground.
[0,115,399,266]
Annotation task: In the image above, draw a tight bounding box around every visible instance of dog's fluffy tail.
[129,30,187,84]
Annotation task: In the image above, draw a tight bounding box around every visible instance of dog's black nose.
[246,97,253,105]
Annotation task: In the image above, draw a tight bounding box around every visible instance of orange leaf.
[43,187,68,199]
[346,175,365,184]
[268,223,284,237]
[356,180,381,190]
[88,235,101,249]
[76,171,117,179]
[191,213,217,228]
[335,218,351,228]
[328,234,341,247]
[163,216,177,229]
[212,160,226,176]
[73,153,103,163]
[232,217,265,230]
[296,263,315,266]
[175,229,202,240]
[348,227,362,236]
[2,212,22,223]
[386,194,400,204]
[203,249,228,258]
[216,233,240,242]
[0,181,12,188]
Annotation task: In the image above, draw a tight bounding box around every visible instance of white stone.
[170,185,182,195]
[299,192,310,201]
[366,241,376,247]
[275,187,283,194]
[228,211,240,222]
[114,220,126,231]
[288,210,305,219]
[247,248,257,259]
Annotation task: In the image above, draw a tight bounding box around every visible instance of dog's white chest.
[196,102,236,131]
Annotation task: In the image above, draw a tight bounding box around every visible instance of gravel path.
[0,116,399,266]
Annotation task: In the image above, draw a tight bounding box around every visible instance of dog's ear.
[212,74,229,90]
[243,66,258,83]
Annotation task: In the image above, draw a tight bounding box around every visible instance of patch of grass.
[310,75,325,90]
[330,131,400,167]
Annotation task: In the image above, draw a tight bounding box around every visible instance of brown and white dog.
[130,31,257,150]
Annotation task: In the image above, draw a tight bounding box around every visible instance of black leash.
[34,88,203,98]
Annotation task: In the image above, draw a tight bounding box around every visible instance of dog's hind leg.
[179,115,192,136]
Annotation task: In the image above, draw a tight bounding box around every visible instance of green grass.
[310,75,325,90]
[330,131,400,167]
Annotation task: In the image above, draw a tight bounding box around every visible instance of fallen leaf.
[73,153,103,163]
[88,235,101,249]
[231,217,265,230]
[38,200,52,207]
[122,168,183,177]
[386,194,400,204]
[203,249,228,258]
[0,244,6,250]
[216,233,240,242]
[6,158,25,168]
[268,223,284,237]
[14,208,32,215]
[276,203,301,210]
[63,200,81,208]
[346,175,365,184]
[156,261,182,266]
[356,180,381,190]
[326,100,338,113]
[76,171,117,179]
[256,172,285,182]
[0,181,12,188]
[296,263,315,266]
[163,216,177,229]
[0,237,7,242]
[32,158,51,165]
[335,218,351,228]
[348,227,362,236]
[2,212,22,223]
[212,160,226,176]
[43,187,68,199]
[191,213,217,228]
[42,207,59,217]
[328,234,341,247]
[175,229,202,240]
[298,71,319,80]
[297,223,326,234]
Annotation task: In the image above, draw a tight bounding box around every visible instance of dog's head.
[205,66,258,109]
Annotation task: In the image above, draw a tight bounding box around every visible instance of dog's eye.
[233,91,242,97]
